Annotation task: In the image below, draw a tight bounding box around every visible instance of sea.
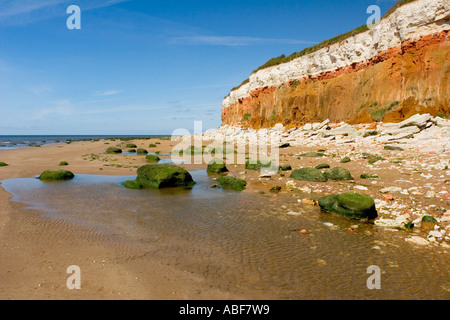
[0,135,170,150]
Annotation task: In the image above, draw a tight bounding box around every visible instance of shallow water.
[1,171,449,299]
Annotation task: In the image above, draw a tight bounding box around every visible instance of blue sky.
[0,0,398,135]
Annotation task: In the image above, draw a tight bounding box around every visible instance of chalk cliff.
[221,0,450,128]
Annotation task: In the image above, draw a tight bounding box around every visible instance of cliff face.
[221,0,450,128]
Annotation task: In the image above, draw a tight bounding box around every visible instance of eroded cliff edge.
[221,0,450,128]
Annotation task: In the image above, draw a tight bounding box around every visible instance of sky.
[0,0,399,135]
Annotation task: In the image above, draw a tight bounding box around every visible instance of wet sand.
[0,137,449,300]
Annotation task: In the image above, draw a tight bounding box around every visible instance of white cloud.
[34,100,72,119]
[94,89,123,96]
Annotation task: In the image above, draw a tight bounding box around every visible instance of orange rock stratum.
[222,30,449,129]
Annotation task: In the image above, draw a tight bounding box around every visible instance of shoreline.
[1,116,449,299]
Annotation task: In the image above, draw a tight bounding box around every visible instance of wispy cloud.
[94,89,123,96]
[34,99,73,120]
[169,35,316,46]
[0,0,129,26]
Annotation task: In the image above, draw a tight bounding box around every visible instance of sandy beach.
[0,132,449,300]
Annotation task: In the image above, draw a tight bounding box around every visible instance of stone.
[380,186,402,193]
[207,160,229,174]
[146,154,161,163]
[290,168,327,182]
[216,176,247,191]
[135,164,195,189]
[298,152,325,157]
[136,148,148,154]
[106,147,122,154]
[384,145,404,151]
[405,236,430,246]
[421,215,437,232]
[279,164,292,171]
[340,157,351,163]
[38,170,75,181]
[123,180,143,189]
[399,113,432,128]
[323,167,354,180]
[315,163,330,170]
[318,192,378,220]
[0,162,8,167]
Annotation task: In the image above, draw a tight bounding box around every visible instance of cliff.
[221,0,450,128]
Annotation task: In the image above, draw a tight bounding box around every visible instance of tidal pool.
[1,171,449,299]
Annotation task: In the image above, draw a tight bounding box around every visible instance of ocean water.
[1,171,449,299]
[0,135,168,150]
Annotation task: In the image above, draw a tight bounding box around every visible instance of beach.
[0,128,449,300]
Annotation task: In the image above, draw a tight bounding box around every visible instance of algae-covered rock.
[315,163,330,170]
[384,145,404,151]
[136,148,148,155]
[149,144,157,148]
[421,215,437,232]
[207,160,229,174]
[324,167,354,180]
[38,170,75,181]
[290,168,327,182]
[340,157,351,163]
[59,161,69,166]
[318,193,378,220]
[360,173,380,179]
[0,162,8,167]
[123,180,143,189]
[216,176,246,191]
[146,154,161,163]
[126,143,137,148]
[184,146,203,155]
[279,164,292,171]
[299,152,325,157]
[106,147,122,154]
[246,160,272,171]
[136,164,195,189]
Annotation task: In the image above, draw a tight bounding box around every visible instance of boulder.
[324,167,354,180]
[290,168,327,182]
[136,148,148,154]
[126,143,137,148]
[135,164,195,189]
[399,113,431,129]
[279,164,292,171]
[106,147,122,154]
[216,176,246,191]
[123,180,143,189]
[245,160,272,171]
[315,163,330,170]
[318,193,378,220]
[207,160,229,174]
[38,170,75,181]
[0,162,8,167]
[146,154,161,163]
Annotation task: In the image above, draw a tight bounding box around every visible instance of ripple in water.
[1,171,449,299]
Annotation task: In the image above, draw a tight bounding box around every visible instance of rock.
[126,143,137,148]
[298,152,325,157]
[323,167,354,180]
[435,117,450,128]
[382,194,394,201]
[285,180,297,190]
[380,186,402,193]
[123,180,143,189]
[270,186,282,192]
[398,113,432,129]
[149,144,157,148]
[428,230,443,238]
[245,159,272,171]
[421,215,437,232]
[340,157,351,163]
[207,160,229,174]
[290,168,327,182]
[279,164,292,171]
[59,161,69,166]
[0,162,8,167]
[135,164,195,189]
[278,143,290,148]
[382,125,421,138]
[321,125,359,138]
[318,192,378,220]
[315,163,330,169]
[38,170,75,181]
[273,123,285,131]
[375,218,406,228]
[354,185,368,191]
[360,174,380,179]
[384,145,404,151]
[216,176,247,191]
[106,147,122,154]
[136,148,148,154]
[146,154,161,163]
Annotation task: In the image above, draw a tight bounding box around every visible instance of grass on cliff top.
[228,0,418,93]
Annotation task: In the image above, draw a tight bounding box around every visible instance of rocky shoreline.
[193,113,450,249]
